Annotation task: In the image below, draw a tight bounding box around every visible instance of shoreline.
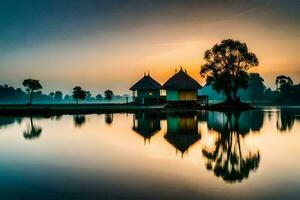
[3,103,298,116]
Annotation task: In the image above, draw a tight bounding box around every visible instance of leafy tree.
[104,90,113,101]
[275,75,293,96]
[248,73,266,101]
[85,91,92,100]
[64,94,72,102]
[96,94,103,101]
[274,75,300,104]
[54,91,63,101]
[200,39,259,103]
[72,86,86,104]
[49,92,55,99]
[22,79,43,105]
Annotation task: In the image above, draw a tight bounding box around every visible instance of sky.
[0,0,299,95]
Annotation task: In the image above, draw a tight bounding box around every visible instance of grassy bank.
[0,102,259,116]
[0,103,167,115]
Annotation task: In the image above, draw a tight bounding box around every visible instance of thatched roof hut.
[130,74,161,104]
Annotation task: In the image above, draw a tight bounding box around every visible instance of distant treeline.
[200,73,299,104]
[0,84,130,104]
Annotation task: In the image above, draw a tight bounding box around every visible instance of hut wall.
[166,90,197,101]
[178,90,197,101]
[166,90,178,101]
[137,90,160,98]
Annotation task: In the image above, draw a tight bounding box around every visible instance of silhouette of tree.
[276,75,293,91]
[49,92,55,99]
[200,39,259,103]
[84,91,92,101]
[248,73,266,101]
[22,79,42,105]
[72,86,86,104]
[73,115,86,127]
[202,112,260,183]
[54,91,63,102]
[104,90,113,101]
[64,94,72,102]
[96,94,103,101]
[23,117,42,140]
[275,75,294,97]
[273,76,300,104]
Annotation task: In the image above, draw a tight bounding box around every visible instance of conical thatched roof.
[130,74,161,90]
[133,113,161,137]
[162,68,201,90]
[165,133,200,154]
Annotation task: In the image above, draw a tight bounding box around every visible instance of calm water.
[0,107,300,200]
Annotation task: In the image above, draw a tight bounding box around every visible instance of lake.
[0,107,300,200]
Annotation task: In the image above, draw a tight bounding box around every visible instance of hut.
[132,112,161,144]
[162,68,203,106]
[130,74,162,104]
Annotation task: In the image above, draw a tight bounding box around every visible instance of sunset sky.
[0,0,299,94]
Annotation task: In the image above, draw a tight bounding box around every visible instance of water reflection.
[105,113,114,125]
[203,111,261,183]
[164,113,201,157]
[73,115,86,127]
[277,108,300,132]
[1,108,300,186]
[23,117,42,140]
[132,112,161,144]
[0,116,22,129]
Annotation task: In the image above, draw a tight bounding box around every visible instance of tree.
[200,39,259,103]
[49,92,55,99]
[22,79,43,105]
[54,91,63,102]
[85,91,92,101]
[96,94,103,101]
[104,90,113,101]
[275,75,293,95]
[248,73,266,101]
[72,86,86,104]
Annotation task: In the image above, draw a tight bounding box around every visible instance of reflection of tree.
[276,108,300,132]
[73,115,86,127]
[105,113,113,125]
[132,112,161,144]
[23,117,42,140]
[203,112,260,183]
[0,117,22,129]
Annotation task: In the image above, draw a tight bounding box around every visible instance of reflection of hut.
[130,74,162,104]
[133,112,161,143]
[162,68,203,106]
[164,114,200,156]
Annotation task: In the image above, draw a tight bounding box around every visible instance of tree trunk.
[233,78,240,103]
[29,90,33,105]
